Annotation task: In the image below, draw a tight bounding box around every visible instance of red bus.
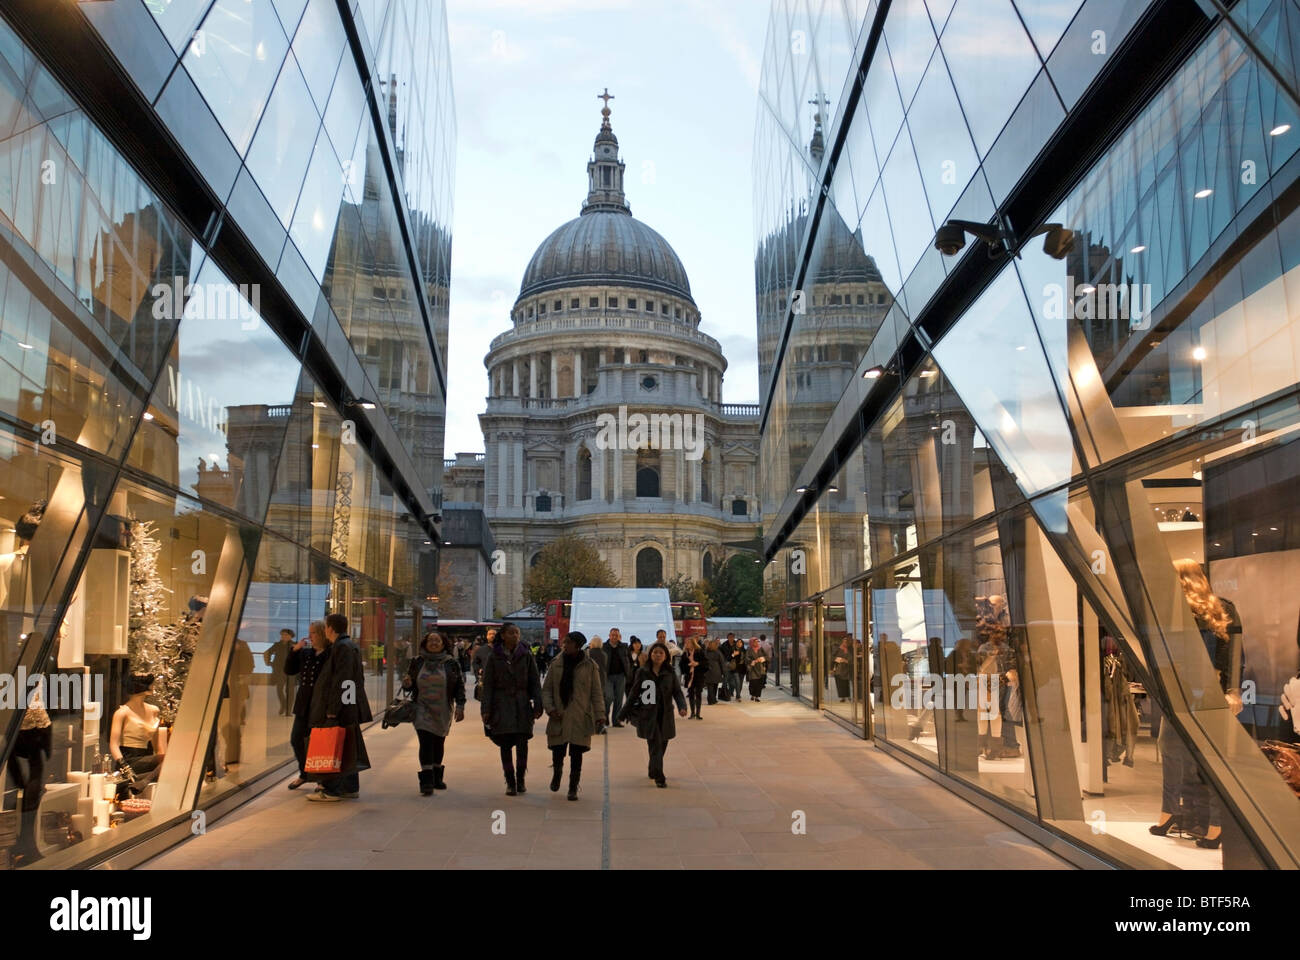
[544,599,705,642]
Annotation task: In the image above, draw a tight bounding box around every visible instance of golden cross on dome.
[597,87,615,123]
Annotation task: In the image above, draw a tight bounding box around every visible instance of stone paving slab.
[140,687,1070,871]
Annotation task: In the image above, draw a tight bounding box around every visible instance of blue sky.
[443,0,770,456]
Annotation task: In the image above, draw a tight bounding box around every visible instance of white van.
[567,587,677,648]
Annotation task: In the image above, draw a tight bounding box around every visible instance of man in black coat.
[265,628,295,715]
[306,613,373,801]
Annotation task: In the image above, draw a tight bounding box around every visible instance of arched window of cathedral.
[731,498,748,516]
[636,449,660,498]
[536,493,552,512]
[530,552,542,568]
[702,551,713,581]
[636,547,663,589]
[700,449,712,505]
[577,447,592,501]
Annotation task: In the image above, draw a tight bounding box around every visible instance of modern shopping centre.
[0,0,452,868]
[754,0,1300,869]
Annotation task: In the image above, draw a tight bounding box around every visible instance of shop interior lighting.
[1270,124,1291,136]
[1194,188,1213,198]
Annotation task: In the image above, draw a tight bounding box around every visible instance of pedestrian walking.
[480,623,543,796]
[654,628,681,671]
[620,641,688,787]
[541,631,606,800]
[627,636,645,672]
[604,627,633,727]
[722,632,746,702]
[284,621,326,789]
[681,636,706,719]
[472,629,496,696]
[746,637,768,701]
[588,635,609,731]
[264,628,295,716]
[702,637,725,705]
[305,613,373,801]
[402,631,466,795]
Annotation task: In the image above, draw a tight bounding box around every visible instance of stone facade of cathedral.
[445,100,760,615]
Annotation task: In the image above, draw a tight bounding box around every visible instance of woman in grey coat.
[541,631,606,800]
[402,631,466,795]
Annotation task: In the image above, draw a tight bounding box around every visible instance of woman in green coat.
[619,641,688,787]
[541,631,606,800]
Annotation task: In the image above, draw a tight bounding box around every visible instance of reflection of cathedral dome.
[516,102,694,305]
[520,214,693,301]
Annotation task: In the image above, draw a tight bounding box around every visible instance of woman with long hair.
[1151,559,1243,849]
[402,631,466,795]
[619,641,688,787]
[480,623,543,796]
[681,636,706,719]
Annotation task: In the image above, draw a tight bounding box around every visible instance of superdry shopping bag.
[305,726,346,774]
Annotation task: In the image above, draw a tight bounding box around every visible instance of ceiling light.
[1270,123,1291,136]
[1130,245,1147,253]
[1270,526,1279,531]
[310,401,327,408]
[862,366,884,380]
[142,411,155,421]
[919,369,935,378]
[1194,188,1213,199]
[1015,345,1027,351]
[826,484,839,493]
[1192,346,1208,361]
[1076,283,1096,295]
[795,485,809,493]
[1151,340,1162,347]
[311,443,320,449]
[17,342,32,350]
[358,400,377,410]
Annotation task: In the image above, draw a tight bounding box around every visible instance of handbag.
[382,689,416,728]
[305,726,347,774]
[1005,684,1024,723]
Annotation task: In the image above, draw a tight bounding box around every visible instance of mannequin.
[1150,559,1243,848]
[974,595,1014,761]
[7,642,52,866]
[110,674,165,799]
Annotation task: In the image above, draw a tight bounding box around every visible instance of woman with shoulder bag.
[746,637,768,701]
[402,631,466,795]
[619,641,688,787]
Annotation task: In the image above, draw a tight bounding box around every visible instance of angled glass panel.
[183,0,291,155]
[127,261,302,520]
[932,267,1073,497]
[906,51,979,226]
[1012,0,1084,60]
[879,129,934,281]
[245,55,320,227]
[141,0,212,55]
[938,0,1042,156]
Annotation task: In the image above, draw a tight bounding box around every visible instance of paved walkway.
[140,687,1069,870]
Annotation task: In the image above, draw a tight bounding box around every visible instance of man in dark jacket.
[265,628,295,715]
[306,613,373,801]
[604,628,633,727]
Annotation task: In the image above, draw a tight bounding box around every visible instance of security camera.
[934,222,967,256]
[1040,223,1075,260]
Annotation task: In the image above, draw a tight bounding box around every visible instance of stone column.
[496,438,509,509]
[550,352,558,399]
[613,444,623,503]
[512,359,520,397]
[674,448,684,502]
[573,350,582,398]
[513,441,524,508]
[529,357,538,399]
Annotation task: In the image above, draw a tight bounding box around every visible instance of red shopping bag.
[305,726,346,774]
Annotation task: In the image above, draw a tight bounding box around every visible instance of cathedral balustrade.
[489,314,722,353]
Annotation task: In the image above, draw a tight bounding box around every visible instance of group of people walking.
[284,621,771,803]
[680,634,769,718]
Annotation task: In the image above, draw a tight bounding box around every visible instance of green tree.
[663,573,716,619]
[760,575,789,620]
[708,555,763,616]
[523,534,617,610]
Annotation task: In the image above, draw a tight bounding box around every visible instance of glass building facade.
[0,0,453,867]
[756,0,1300,868]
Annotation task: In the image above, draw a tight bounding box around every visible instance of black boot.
[567,766,581,801]
[504,768,517,796]
[418,769,434,796]
[432,765,446,790]
[516,765,527,794]
[550,763,563,792]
